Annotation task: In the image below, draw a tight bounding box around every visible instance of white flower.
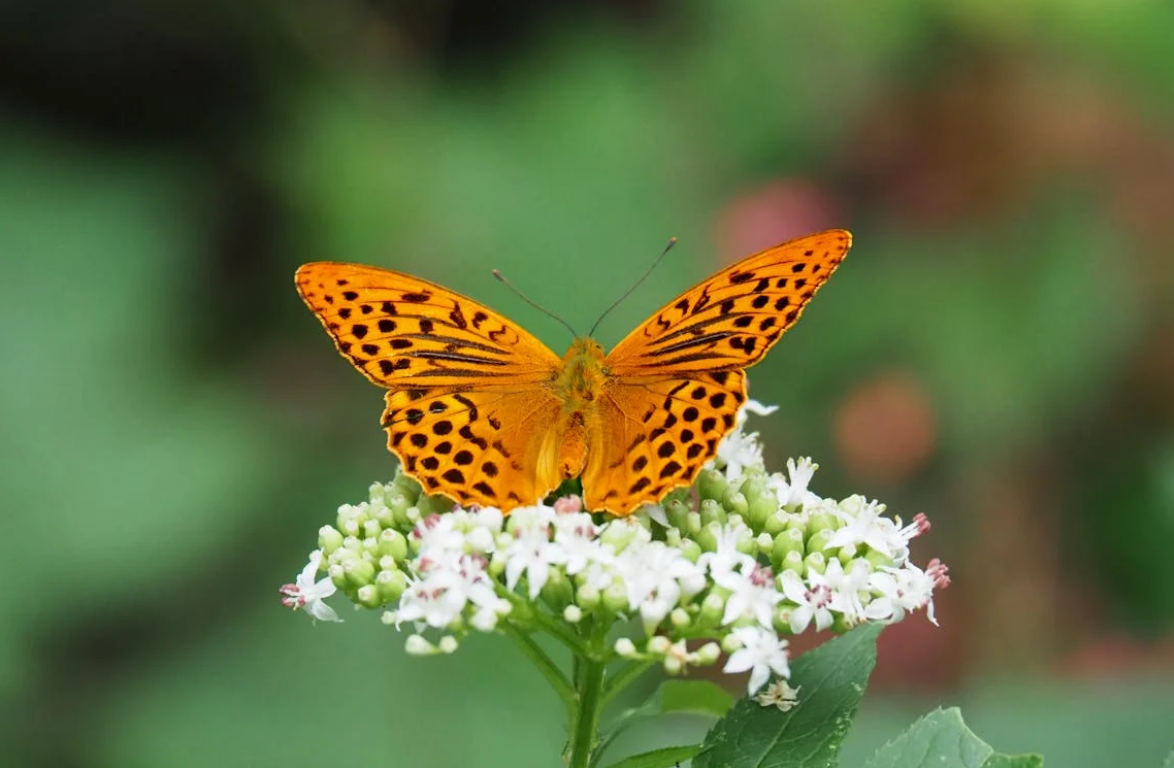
[616,541,704,631]
[742,399,780,422]
[825,499,908,560]
[279,550,342,623]
[864,560,942,625]
[779,569,834,633]
[553,513,603,576]
[771,457,820,509]
[697,522,756,582]
[398,554,497,629]
[723,626,791,694]
[813,558,871,623]
[714,429,763,482]
[755,680,801,711]
[503,507,566,599]
[716,562,784,628]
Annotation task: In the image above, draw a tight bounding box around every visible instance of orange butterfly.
[296,230,850,515]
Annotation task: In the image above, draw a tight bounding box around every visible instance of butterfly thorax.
[554,337,608,413]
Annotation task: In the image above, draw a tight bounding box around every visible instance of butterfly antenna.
[588,237,677,337]
[492,269,579,338]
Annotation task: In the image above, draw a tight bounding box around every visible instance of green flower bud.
[663,498,691,530]
[755,531,773,557]
[696,521,720,552]
[576,583,600,611]
[615,638,638,658]
[541,568,573,610]
[697,468,728,501]
[780,549,805,578]
[771,528,805,570]
[417,493,454,516]
[832,613,856,634]
[699,499,727,527]
[685,510,702,535]
[377,569,408,602]
[603,582,629,613]
[670,607,691,628]
[678,538,702,563]
[763,510,789,535]
[864,549,893,570]
[804,550,827,575]
[774,606,793,634]
[318,525,344,554]
[356,584,383,608]
[665,527,683,548]
[369,499,394,527]
[379,529,409,562]
[405,634,437,655]
[836,545,858,564]
[393,502,417,530]
[806,528,833,554]
[564,605,583,623]
[720,633,743,654]
[694,642,720,665]
[647,636,671,655]
[601,519,642,552]
[663,655,684,676]
[438,636,460,654]
[722,490,749,518]
[746,494,778,531]
[808,507,838,533]
[699,592,725,626]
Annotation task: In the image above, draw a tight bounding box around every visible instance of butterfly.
[296,229,851,515]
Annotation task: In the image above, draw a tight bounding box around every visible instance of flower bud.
[563,605,583,623]
[647,636,671,655]
[763,510,788,535]
[835,545,858,564]
[694,642,720,665]
[405,634,436,655]
[541,568,573,610]
[685,510,702,535]
[755,531,773,557]
[697,468,728,501]
[746,494,778,530]
[723,491,749,518]
[805,529,833,554]
[699,499,727,527]
[438,636,460,654]
[808,507,837,533]
[356,584,382,609]
[376,569,408,602]
[804,551,827,575]
[771,528,805,572]
[677,538,702,563]
[864,549,893,570]
[615,638,638,657]
[576,584,600,611]
[663,498,691,530]
[318,525,344,554]
[699,592,726,626]
[779,550,805,577]
[603,582,629,613]
[379,528,409,562]
[670,607,691,628]
[417,494,453,516]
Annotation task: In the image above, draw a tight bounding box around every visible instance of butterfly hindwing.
[383,386,566,508]
[605,230,851,376]
[582,371,747,514]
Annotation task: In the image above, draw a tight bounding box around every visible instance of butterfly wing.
[585,230,851,513]
[583,371,747,514]
[604,230,851,376]
[296,262,566,508]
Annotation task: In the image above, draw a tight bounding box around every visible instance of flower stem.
[565,656,606,768]
[599,659,655,711]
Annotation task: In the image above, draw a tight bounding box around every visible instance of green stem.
[566,656,606,768]
[500,623,575,718]
[598,659,655,711]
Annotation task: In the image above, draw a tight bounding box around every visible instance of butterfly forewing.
[296,262,561,388]
[604,230,851,376]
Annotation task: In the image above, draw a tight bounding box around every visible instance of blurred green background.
[2,1,1173,766]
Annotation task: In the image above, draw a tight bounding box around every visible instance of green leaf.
[653,680,737,719]
[599,680,735,765]
[601,744,704,768]
[863,708,992,768]
[981,754,1045,768]
[694,623,883,768]
[1162,747,1174,768]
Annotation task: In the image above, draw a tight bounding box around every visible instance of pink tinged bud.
[553,495,584,514]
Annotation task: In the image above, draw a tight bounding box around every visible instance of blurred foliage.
[1,0,1172,766]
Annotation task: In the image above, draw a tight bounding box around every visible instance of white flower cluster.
[281,402,949,696]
